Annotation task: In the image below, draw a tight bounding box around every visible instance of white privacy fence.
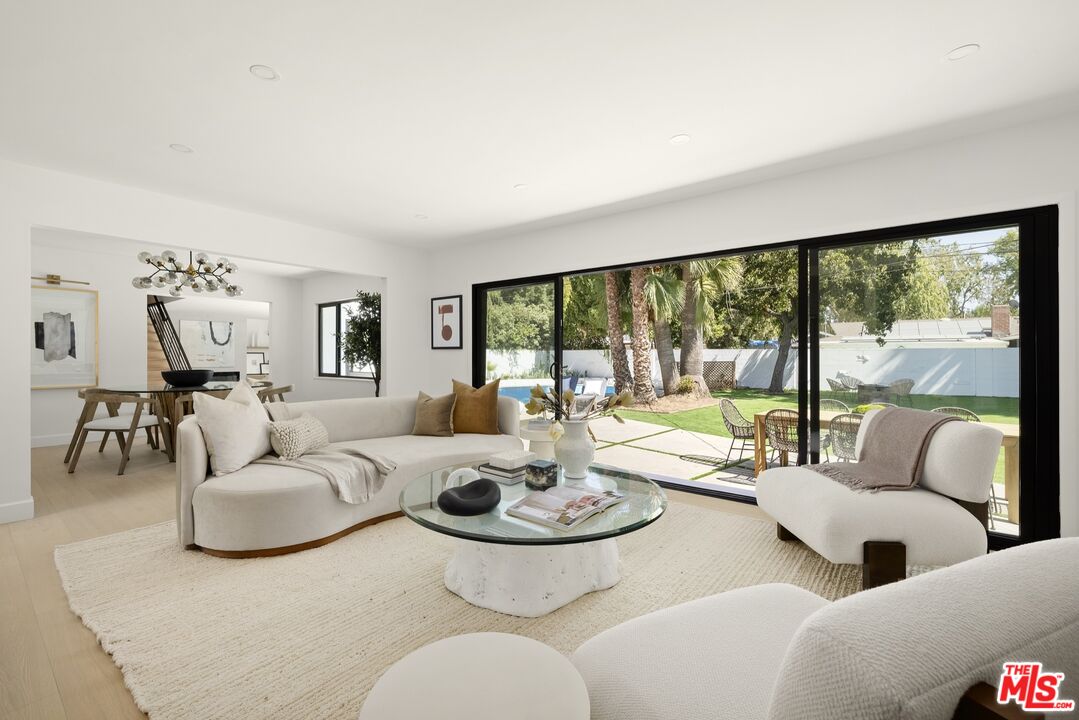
[487,346,1019,397]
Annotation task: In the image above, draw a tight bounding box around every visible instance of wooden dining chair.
[68,391,159,475]
[65,388,158,464]
[257,384,294,403]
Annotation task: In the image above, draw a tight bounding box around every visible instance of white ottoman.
[360,632,590,720]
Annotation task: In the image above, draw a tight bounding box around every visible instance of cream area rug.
[55,501,860,720]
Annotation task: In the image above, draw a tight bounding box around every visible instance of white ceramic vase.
[555,419,594,479]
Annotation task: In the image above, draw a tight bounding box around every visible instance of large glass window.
[317,299,377,379]
[473,206,1058,547]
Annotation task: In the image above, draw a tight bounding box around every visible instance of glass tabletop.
[399,464,667,545]
[96,380,273,394]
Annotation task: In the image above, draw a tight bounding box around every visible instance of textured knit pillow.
[269,414,329,460]
[451,379,500,434]
[193,381,272,475]
[412,391,456,437]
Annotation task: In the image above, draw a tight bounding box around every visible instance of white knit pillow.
[269,414,329,460]
[193,382,272,476]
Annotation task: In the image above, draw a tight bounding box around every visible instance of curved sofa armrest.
[175,416,209,548]
[496,395,522,438]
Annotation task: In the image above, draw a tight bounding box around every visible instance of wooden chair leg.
[65,418,87,463]
[69,429,91,473]
[113,431,126,451]
[863,541,906,589]
[117,407,143,476]
[145,426,158,450]
[777,523,797,541]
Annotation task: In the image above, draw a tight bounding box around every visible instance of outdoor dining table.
[752,410,1022,523]
[97,380,273,462]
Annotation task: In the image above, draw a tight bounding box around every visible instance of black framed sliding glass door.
[473,205,1059,547]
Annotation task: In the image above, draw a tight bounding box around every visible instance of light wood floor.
[2,441,765,720]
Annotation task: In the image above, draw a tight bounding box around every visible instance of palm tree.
[643,266,684,396]
[628,267,657,402]
[603,271,633,394]
[679,257,743,394]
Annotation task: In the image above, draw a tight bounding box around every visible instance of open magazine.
[506,486,625,531]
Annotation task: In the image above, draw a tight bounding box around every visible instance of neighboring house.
[824,305,1019,348]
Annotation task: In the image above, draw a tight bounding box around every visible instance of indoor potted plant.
[524,385,633,478]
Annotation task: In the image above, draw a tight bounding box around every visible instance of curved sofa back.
[283,394,521,442]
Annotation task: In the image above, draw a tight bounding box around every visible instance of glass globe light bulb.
[169,286,183,297]
[151,276,165,287]
[137,251,152,263]
[161,250,176,262]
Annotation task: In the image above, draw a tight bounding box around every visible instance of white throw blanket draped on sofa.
[254,447,397,504]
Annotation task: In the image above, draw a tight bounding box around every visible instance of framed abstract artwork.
[31,285,99,389]
[245,351,265,374]
[179,319,236,368]
[431,295,462,349]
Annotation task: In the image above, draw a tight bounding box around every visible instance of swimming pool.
[499,384,615,403]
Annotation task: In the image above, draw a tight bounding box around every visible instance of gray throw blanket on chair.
[810,407,958,492]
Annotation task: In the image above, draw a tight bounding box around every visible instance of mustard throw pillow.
[412,392,457,437]
[451,379,500,434]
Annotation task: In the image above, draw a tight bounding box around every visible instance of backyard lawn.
[617,389,1019,435]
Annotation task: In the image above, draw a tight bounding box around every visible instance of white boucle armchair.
[756,408,1004,588]
[572,538,1079,720]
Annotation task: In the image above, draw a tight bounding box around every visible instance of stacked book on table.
[478,450,536,485]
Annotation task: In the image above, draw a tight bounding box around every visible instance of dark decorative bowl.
[161,369,214,387]
[437,479,501,516]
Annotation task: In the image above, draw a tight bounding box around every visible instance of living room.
[2,2,1078,719]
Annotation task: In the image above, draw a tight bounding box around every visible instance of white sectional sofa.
[176,395,523,556]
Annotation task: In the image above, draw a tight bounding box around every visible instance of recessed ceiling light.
[945,43,980,61]
[669,134,691,145]
[413,214,429,221]
[249,64,279,81]
[169,143,194,153]
[513,183,528,190]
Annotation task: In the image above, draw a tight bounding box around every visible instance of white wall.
[2,158,428,524]
[297,272,387,402]
[422,111,1079,535]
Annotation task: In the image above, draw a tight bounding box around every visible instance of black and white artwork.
[31,286,98,389]
[179,319,236,368]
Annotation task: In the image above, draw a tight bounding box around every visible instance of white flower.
[548,421,565,442]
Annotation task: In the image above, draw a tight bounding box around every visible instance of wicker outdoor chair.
[837,372,864,391]
[931,406,1002,527]
[764,409,800,467]
[931,406,981,422]
[827,412,863,462]
[820,398,850,413]
[719,398,756,465]
[825,377,850,395]
[888,378,915,406]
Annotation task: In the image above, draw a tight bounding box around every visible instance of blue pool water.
[499,384,615,402]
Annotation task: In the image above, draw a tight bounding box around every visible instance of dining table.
[752,410,1022,523]
[97,380,273,461]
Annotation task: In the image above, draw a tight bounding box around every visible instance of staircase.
[146,296,190,378]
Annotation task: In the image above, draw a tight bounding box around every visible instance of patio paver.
[593,443,714,480]
[627,428,736,457]
[590,416,672,444]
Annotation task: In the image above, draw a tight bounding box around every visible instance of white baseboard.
[0,497,35,524]
[33,433,71,448]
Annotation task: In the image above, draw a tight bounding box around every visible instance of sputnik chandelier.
[131,250,244,297]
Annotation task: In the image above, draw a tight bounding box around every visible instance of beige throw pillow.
[452,379,500,434]
[269,414,330,460]
[413,392,456,437]
[193,381,272,476]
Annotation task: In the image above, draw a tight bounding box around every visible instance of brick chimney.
[991,305,1011,337]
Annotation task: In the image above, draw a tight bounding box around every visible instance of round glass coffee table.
[400,464,667,617]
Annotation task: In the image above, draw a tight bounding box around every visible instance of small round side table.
[519,419,556,460]
[359,632,589,720]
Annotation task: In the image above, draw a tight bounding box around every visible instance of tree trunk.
[604,272,633,394]
[629,267,658,403]
[679,263,709,396]
[653,316,679,395]
[768,314,796,394]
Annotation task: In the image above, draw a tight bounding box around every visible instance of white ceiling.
[3,1,1079,246]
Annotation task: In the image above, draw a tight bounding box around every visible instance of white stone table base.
[444,538,620,617]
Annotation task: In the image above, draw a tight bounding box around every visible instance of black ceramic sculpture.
[437,478,501,516]
[161,369,214,387]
